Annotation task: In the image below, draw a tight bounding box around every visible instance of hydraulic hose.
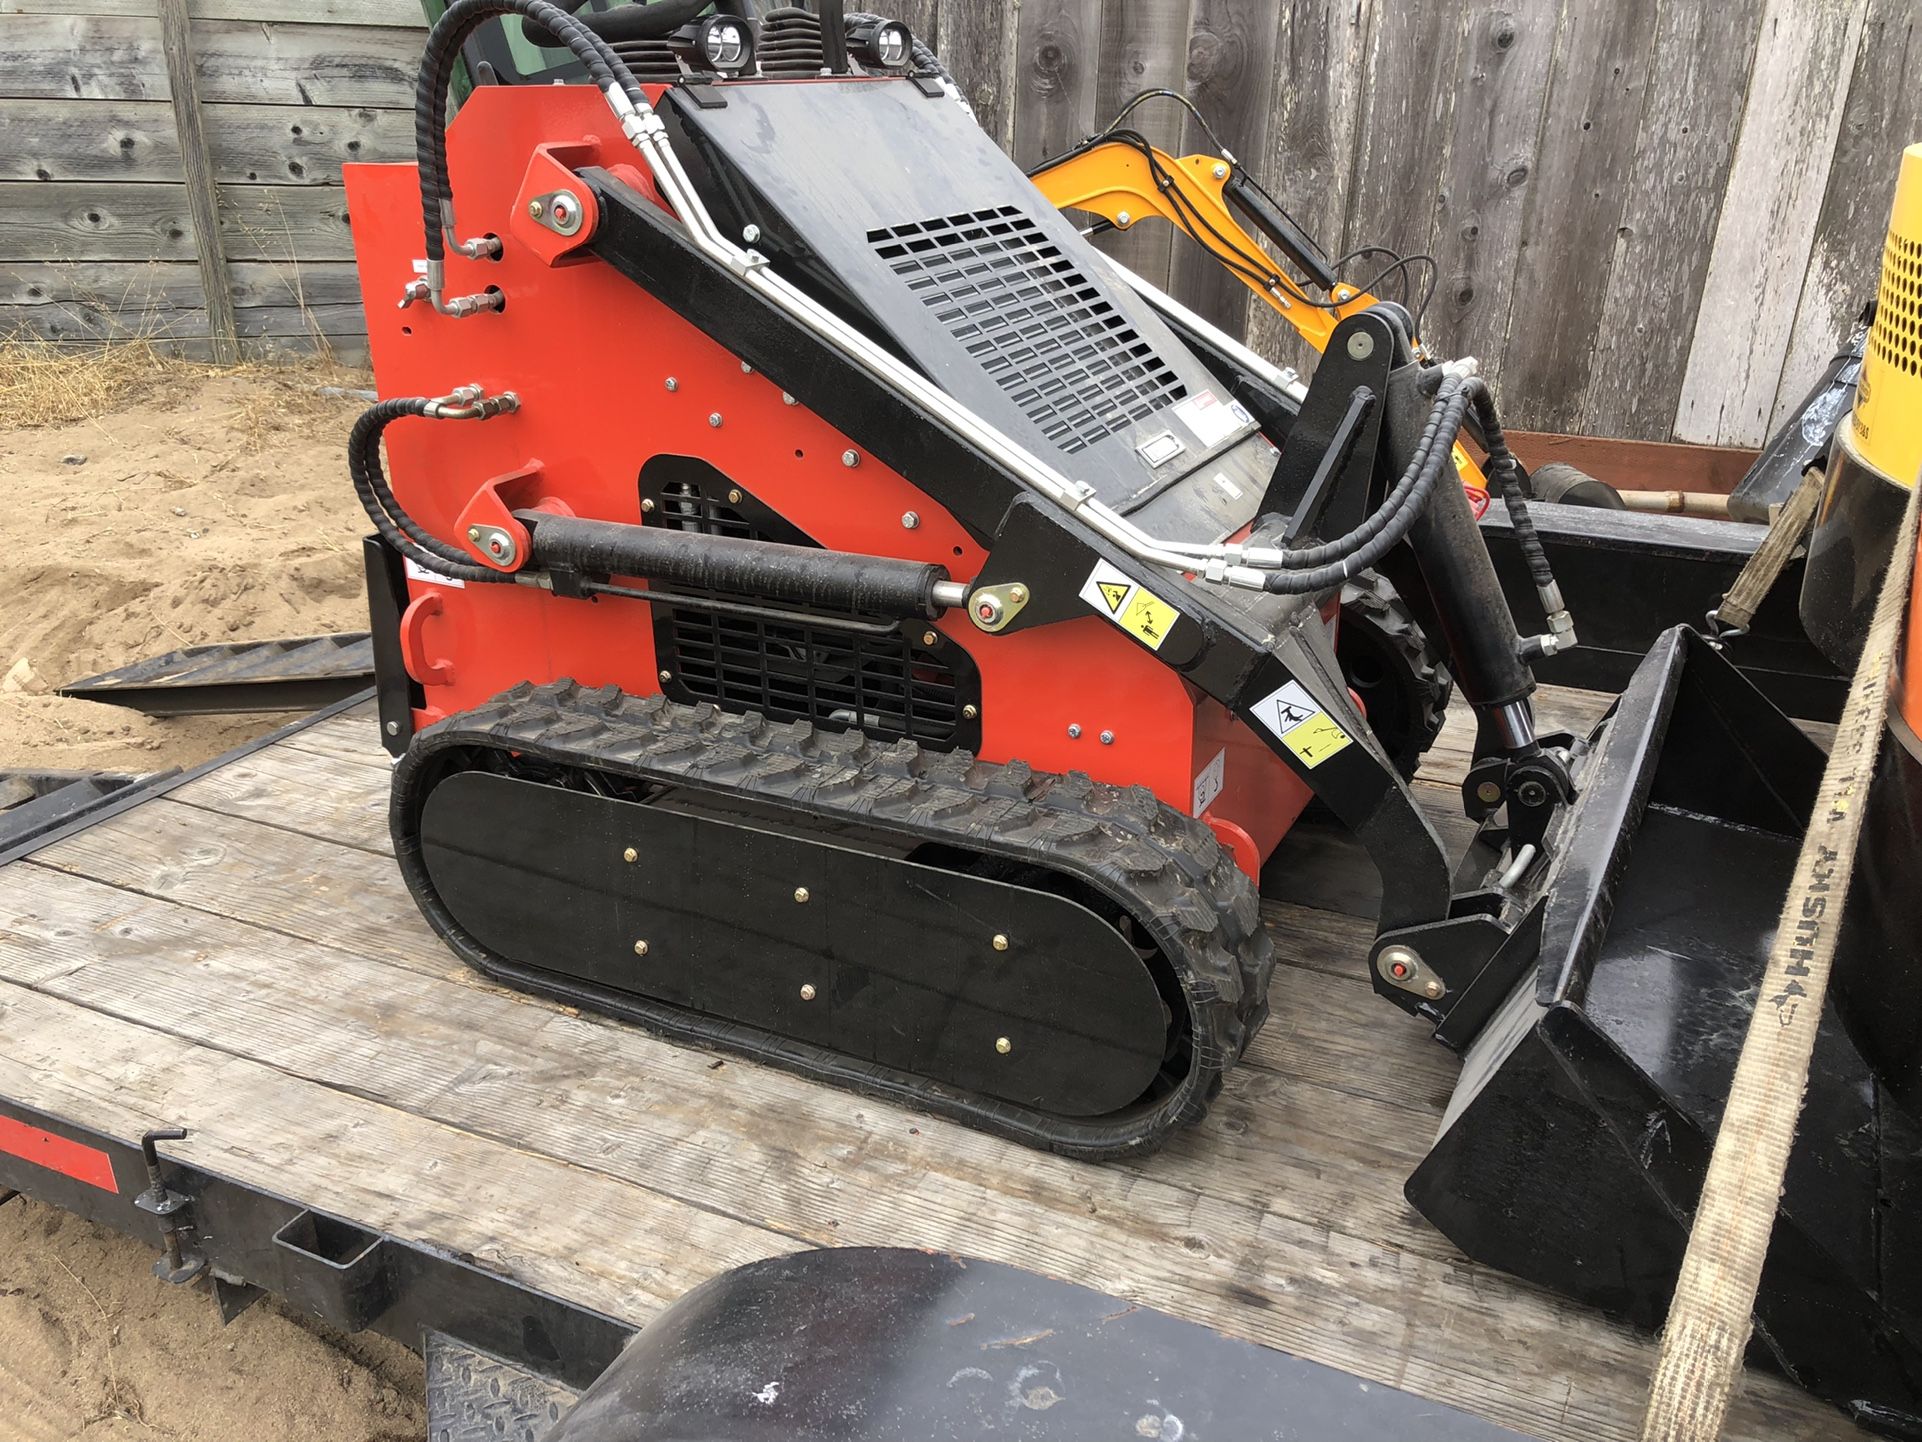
[413,0,644,272]
[1472,386,1553,590]
[349,400,509,585]
[1258,378,1473,593]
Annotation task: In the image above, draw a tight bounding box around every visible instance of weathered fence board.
[7,0,1918,447]
[1576,0,1764,441]
[1673,0,1871,446]
[1,99,412,184]
[0,181,354,262]
[0,14,421,107]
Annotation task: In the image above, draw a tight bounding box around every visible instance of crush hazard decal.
[1250,679,1353,769]
[1079,559,1180,652]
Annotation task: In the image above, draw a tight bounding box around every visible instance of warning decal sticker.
[1078,559,1181,651]
[1192,747,1226,817]
[1250,678,1354,769]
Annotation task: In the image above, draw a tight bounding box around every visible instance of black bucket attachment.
[1410,627,1922,1434]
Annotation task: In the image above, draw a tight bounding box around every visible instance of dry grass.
[0,337,218,429]
[0,336,369,432]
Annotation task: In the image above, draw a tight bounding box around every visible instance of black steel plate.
[420,772,1170,1116]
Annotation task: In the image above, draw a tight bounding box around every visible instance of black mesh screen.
[869,205,1187,453]
[645,470,967,745]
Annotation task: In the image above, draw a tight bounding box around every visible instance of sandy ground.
[1,363,428,1440]
[2,370,372,773]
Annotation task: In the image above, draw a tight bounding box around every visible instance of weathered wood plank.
[888,0,940,50]
[0,15,422,107]
[158,0,236,363]
[0,259,366,311]
[1497,0,1661,433]
[1009,0,1103,168]
[1168,0,1282,334]
[936,0,1019,151]
[1505,429,1760,495]
[1576,0,1766,441]
[0,0,422,23]
[0,825,1847,1436]
[1672,0,1871,447]
[1771,0,1922,431]
[1426,1,1559,389]
[0,299,365,343]
[0,979,787,1323]
[1243,0,1374,375]
[0,182,354,263]
[1340,0,1461,280]
[0,99,413,184]
[1088,0,1194,289]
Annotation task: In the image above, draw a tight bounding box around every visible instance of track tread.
[394,681,1273,1158]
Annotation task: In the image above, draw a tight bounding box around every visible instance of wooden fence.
[3,0,1917,444]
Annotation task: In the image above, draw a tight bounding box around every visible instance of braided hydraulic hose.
[413,0,645,274]
[1258,378,1473,593]
[349,400,509,585]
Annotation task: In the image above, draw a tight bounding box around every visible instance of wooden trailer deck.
[0,691,1856,1441]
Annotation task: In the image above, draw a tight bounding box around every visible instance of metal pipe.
[1490,701,1536,751]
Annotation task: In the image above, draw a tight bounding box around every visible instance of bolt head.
[1346,331,1376,361]
[1517,781,1549,807]
[1212,162,1228,179]
[633,939,649,956]
[992,934,1009,952]
[740,361,753,374]
[995,1036,1012,1055]
[641,498,655,513]
[962,704,978,720]
[794,886,810,904]
[743,224,761,244]
[1475,780,1504,806]
[1009,585,1027,603]
[623,847,638,863]
[901,511,920,529]
[782,392,797,406]
[727,488,743,504]
[841,449,860,468]
[659,669,673,684]
[800,983,817,1001]
[1116,209,1132,226]
[664,377,679,391]
[1099,729,1115,745]
[1067,723,1082,739]
[708,412,723,428]
[921,630,938,647]
[1423,978,1445,999]
[528,199,544,219]
[384,719,400,736]
[466,525,481,541]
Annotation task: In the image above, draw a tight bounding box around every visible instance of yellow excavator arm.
[1030,137,1491,501]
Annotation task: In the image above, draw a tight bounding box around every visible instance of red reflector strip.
[0,1116,117,1193]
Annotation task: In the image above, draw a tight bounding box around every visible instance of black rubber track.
[392,681,1274,1159]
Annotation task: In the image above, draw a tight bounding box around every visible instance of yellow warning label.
[1120,589,1176,649]
[1079,559,1182,651]
[1280,713,1354,768]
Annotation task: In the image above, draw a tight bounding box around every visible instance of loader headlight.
[849,19,913,71]
[673,15,756,76]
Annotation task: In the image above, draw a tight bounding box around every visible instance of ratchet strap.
[1641,477,1920,1441]
[1708,466,1827,639]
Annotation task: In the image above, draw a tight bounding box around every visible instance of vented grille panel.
[1872,231,1921,377]
[645,473,967,745]
[667,611,963,743]
[655,477,757,539]
[870,206,1187,454]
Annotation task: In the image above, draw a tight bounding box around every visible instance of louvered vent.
[869,205,1187,453]
[1872,231,1921,377]
[605,38,680,83]
[758,6,826,74]
[647,474,968,744]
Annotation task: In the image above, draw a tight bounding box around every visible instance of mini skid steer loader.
[348,2,1920,1427]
